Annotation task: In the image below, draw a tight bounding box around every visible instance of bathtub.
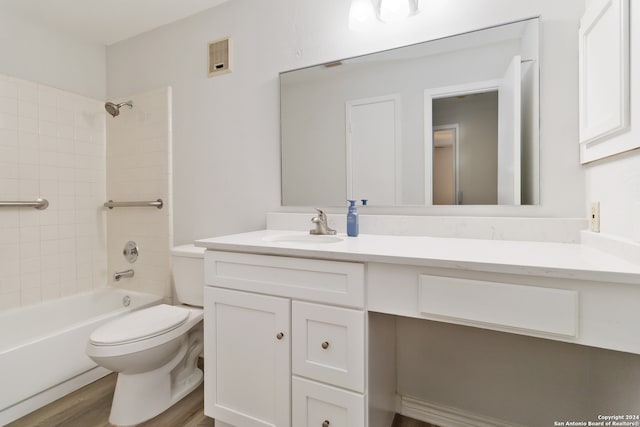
[0,288,162,425]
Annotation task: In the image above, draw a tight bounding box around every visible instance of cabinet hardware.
[322,421,330,427]
[276,332,285,340]
[321,341,330,349]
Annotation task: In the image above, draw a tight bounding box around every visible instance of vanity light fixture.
[348,0,377,32]
[379,0,410,22]
[349,0,419,31]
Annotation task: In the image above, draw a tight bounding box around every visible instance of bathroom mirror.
[280,17,539,206]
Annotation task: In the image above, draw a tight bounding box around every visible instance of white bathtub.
[0,288,162,425]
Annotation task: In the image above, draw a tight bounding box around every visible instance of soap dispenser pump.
[347,200,359,237]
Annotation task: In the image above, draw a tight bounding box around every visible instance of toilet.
[86,244,205,427]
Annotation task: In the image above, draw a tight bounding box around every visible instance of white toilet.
[86,244,205,427]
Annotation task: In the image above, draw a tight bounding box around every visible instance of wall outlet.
[590,202,600,233]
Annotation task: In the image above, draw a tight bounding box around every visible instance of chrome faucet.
[114,269,134,281]
[310,208,336,235]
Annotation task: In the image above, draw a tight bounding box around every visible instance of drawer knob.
[322,421,330,427]
[321,341,330,349]
[276,332,284,340]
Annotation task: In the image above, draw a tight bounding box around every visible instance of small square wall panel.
[208,37,232,77]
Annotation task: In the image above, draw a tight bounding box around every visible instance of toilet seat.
[90,304,190,346]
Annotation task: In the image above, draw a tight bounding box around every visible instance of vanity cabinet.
[203,251,367,427]
[199,230,640,427]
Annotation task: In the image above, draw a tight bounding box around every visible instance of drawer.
[292,376,365,427]
[292,301,365,393]
[205,251,365,308]
[418,274,578,337]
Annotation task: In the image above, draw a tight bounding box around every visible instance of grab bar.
[0,198,49,210]
[104,199,163,209]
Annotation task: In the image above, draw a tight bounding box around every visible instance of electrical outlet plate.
[590,202,600,233]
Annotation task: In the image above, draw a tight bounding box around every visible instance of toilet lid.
[90,304,190,346]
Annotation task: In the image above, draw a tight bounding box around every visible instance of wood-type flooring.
[8,367,436,427]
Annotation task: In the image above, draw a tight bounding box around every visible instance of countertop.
[195,230,640,285]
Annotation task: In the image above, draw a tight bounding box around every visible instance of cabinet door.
[204,287,290,427]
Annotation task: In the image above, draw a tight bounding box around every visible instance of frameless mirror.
[281,17,539,206]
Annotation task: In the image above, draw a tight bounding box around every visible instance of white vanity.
[196,229,640,427]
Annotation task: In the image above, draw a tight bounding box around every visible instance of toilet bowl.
[86,244,206,427]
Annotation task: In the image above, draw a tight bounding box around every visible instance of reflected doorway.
[433,125,458,205]
[431,91,499,205]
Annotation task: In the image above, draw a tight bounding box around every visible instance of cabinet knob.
[276,332,284,340]
[321,341,330,349]
[322,421,330,427]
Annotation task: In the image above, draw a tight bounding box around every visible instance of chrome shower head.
[105,100,133,117]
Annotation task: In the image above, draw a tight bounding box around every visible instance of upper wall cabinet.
[579,0,630,163]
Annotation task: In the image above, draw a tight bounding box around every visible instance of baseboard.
[399,395,526,427]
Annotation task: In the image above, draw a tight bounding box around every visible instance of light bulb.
[379,0,410,22]
[349,0,376,32]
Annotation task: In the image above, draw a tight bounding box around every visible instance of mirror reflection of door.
[346,95,401,205]
[433,125,458,205]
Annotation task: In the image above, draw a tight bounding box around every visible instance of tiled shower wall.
[106,87,172,302]
[0,74,107,310]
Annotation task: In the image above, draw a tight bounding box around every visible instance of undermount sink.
[263,234,344,244]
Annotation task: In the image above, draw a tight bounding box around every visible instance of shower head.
[105,100,133,117]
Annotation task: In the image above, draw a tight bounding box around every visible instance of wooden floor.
[7,372,213,427]
[8,368,436,427]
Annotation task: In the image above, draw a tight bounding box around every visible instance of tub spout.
[114,269,134,281]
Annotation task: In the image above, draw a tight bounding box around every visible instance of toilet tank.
[171,244,206,307]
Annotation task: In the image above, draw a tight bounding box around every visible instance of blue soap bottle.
[347,200,359,237]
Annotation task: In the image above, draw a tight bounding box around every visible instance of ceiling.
[1,0,230,45]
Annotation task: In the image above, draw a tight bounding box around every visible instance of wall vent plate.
[208,37,232,77]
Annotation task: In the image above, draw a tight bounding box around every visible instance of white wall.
[107,1,283,244]
[0,7,106,100]
[396,317,640,426]
[584,1,640,242]
[107,0,587,244]
[0,74,107,310]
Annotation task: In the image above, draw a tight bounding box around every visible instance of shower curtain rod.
[0,198,49,210]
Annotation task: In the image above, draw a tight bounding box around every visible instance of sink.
[263,234,344,244]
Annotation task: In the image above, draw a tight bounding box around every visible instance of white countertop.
[195,230,640,285]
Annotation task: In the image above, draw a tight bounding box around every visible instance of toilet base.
[109,367,203,427]
[108,327,204,426]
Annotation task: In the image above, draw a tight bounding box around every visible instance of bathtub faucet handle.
[113,269,134,282]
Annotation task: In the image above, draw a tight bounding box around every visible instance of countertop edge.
[195,231,640,286]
